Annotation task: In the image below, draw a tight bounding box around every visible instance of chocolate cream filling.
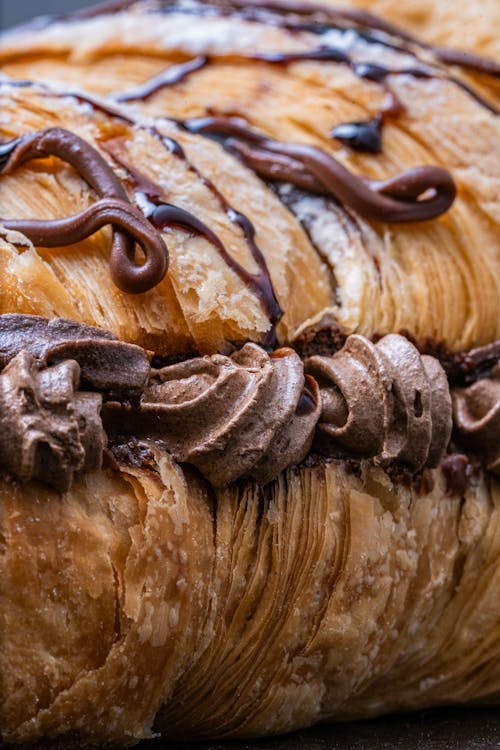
[0,3,498,493]
[0,314,497,493]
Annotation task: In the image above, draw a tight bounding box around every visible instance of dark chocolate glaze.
[433,47,500,77]
[247,51,497,115]
[116,56,208,102]
[0,128,168,293]
[65,90,281,338]
[208,0,500,80]
[182,116,456,222]
[331,115,383,154]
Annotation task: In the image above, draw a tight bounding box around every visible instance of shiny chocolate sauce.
[61,0,500,116]
[2,80,282,339]
[180,115,456,222]
[58,0,500,86]
[0,128,168,294]
[330,115,383,154]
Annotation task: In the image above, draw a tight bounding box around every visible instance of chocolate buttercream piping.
[0,314,150,396]
[103,343,321,486]
[452,364,500,476]
[183,117,456,222]
[305,333,452,470]
[0,315,497,490]
[0,128,169,293]
[0,350,104,491]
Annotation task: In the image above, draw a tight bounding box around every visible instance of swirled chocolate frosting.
[0,314,150,396]
[103,343,322,486]
[305,334,452,471]
[452,364,500,476]
[0,315,497,491]
[0,350,104,491]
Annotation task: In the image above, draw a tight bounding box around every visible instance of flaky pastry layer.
[2,454,500,745]
[1,1,500,353]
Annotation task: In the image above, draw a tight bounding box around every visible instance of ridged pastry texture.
[2,453,500,745]
[1,0,500,352]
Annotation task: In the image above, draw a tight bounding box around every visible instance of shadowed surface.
[146,708,500,749]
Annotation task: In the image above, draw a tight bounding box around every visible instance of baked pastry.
[0,0,499,747]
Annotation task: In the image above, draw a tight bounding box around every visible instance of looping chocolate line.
[0,128,169,293]
[184,117,456,222]
[4,198,168,295]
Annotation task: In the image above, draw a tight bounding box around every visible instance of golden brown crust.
[0,88,334,354]
[2,452,500,744]
[1,3,500,352]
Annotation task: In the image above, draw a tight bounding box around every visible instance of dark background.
[2,0,500,747]
[1,0,93,28]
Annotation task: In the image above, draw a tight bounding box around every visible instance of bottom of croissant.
[1,450,499,747]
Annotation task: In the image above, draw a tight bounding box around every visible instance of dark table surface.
[2,2,500,749]
[140,708,500,750]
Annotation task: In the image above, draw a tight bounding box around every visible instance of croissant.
[0,0,499,747]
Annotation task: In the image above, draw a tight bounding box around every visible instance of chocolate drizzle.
[0,314,496,493]
[49,0,500,115]
[182,116,456,222]
[54,0,500,85]
[102,140,282,342]
[115,56,208,103]
[0,128,169,294]
[203,0,500,82]
[37,87,281,340]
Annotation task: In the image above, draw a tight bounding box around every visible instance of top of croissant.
[0,0,499,357]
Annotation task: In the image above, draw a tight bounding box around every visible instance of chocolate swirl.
[0,314,495,490]
[452,364,500,476]
[0,314,150,397]
[0,128,168,293]
[0,350,104,491]
[306,334,452,470]
[103,343,321,485]
[183,117,456,223]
